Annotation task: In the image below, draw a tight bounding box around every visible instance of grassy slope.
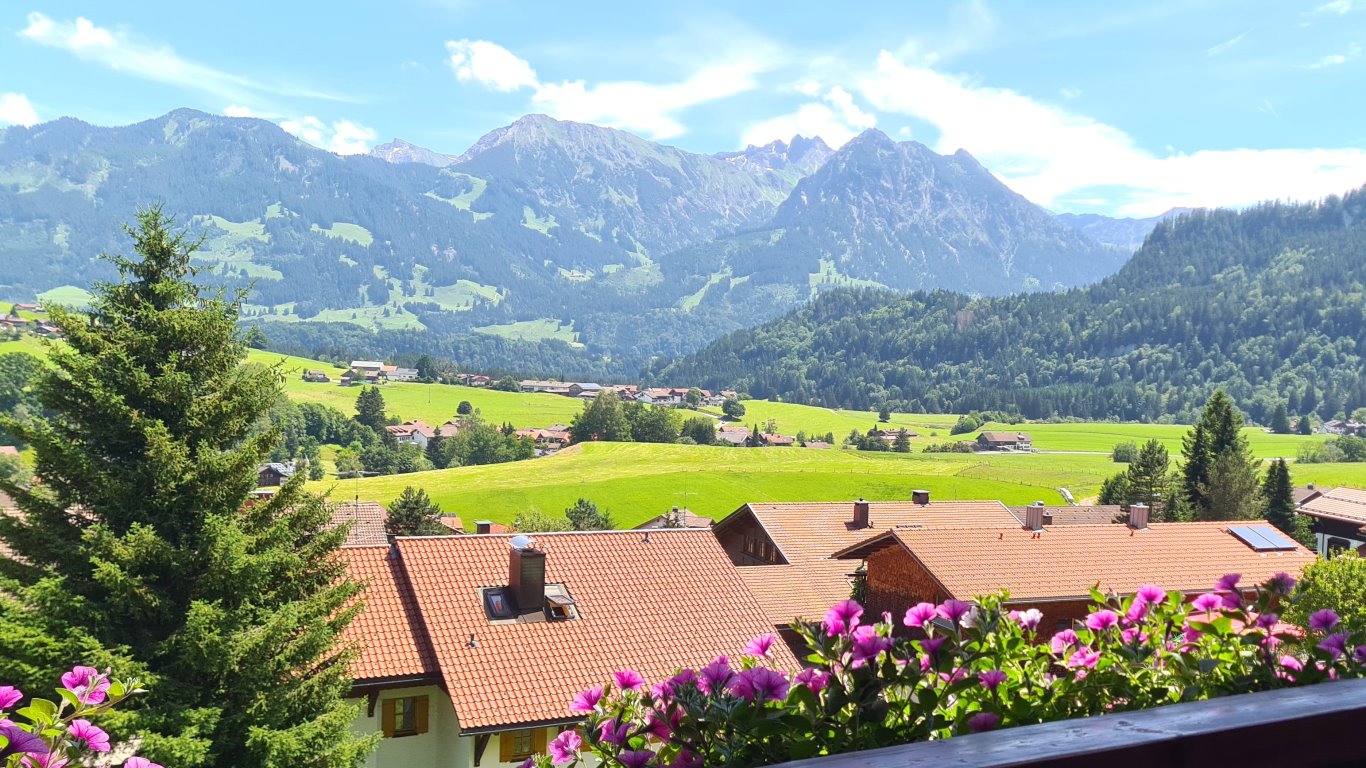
[699,401,961,442]
[973,421,1328,457]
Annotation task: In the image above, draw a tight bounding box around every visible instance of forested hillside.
[660,189,1366,424]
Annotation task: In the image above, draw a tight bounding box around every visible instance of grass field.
[973,422,1328,458]
[35,286,93,309]
[701,401,964,443]
[472,318,582,347]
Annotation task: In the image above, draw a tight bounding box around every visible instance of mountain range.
[1,108,1140,372]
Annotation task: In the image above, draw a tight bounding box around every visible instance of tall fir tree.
[1125,439,1172,519]
[1200,451,1262,521]
[0,207,376,767]
[354,385,387,433]
[1199,389,1246,456]
[1270,403,1291,434]
[385,486,446,536]
[1180,423,1212,514]
[1261,458,1311,544]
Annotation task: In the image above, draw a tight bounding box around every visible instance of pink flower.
[1067,647,1100,669]
[1181,623,1202,642]
[699,656,733,695]
[67,719,110,752]
[612,670,646,692]
[1309,609,1340,632]
[1254,613,1279,630]
[939,667,969,684]
[1191,593,1222,615]
[1126,600,1150,622]
[917,635,948,668]
[0,722,47,757]
[1120,627,1146,645]
[547,730,582,766]
[1013,608,1043,632]
[1050,629,1080,654]
[1318,632,1350,660]
[618,750,655,768]
[1266,572,1296,596]
[850,625,893,667]
[21,756,68,768]
[903,602,938,629]
[728,667,790,703]
[597,719,630,745]
[742,633,776,659]
[124,760,164,768]
[0,686,21,710]
[660,668,697,699]
[822,599,864,636]
[937,599,971,624]
[978,669,1007,691]
[1136,584,1167,605]
[1279,654,1304,672]
[1085,610,1119,632]
[1354,645,1366,664]
[60,667,109,705]
[1216,573,1241,592]
[967,712,1001,732]
[793,667,830,692]
[570,685,603,712]
[669,750,702,768]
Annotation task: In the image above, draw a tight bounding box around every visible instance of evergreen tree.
[457,400,474,415]
[1270,403,1291,434]
[0,207,374,766]
[1261,458,1311,544]
[892,430,911,453]
[385,486,445,536]
[354,385,387,433]
[1097,472,1132,506]
[680,416,716,445]
[414,354,437,382]
[750,424,763,447]
[425,433,447,469]
[1298,414,1315,435]
[569,389,630,443]
[242,324,268,349]
[1200,390,1245,456]
[878,404,891,422]
[1199,452,1261,521]
[1181,423,1212,514]
[1126,439,1172,518]
[564,498,613,530]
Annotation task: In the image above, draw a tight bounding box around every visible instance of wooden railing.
[772,677,1366,768]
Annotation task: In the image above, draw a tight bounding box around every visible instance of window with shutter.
[381,695,429,738]
[501,729,539,761]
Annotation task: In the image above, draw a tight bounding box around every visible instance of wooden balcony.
[773,678,1366,768]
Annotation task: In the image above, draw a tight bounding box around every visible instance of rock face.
[1056,208,1194,252]
[368,138,457,168]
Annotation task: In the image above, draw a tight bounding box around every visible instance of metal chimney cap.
[509,534,534,550]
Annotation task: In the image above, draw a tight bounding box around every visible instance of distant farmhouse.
[976,431,1033,451]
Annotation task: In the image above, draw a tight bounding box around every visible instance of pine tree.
[564,498,613,530]
[892,430,911,453]
[1298,414,1315,435]
[385,486,446,536]
[1097,472,1132,506]
[1200,451,1262,521]
[750,424,763,447]
[1270,403,1291,434]
[354,385,387,433]
[1199,389,1246,456]
[1261,458,1311,544]
[1181,423,1212,513]
[1126,439,1171,519]
[0,207,375,766]
[878,404,891,422]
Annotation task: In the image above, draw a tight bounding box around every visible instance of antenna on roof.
[642,530,651,543]
[467,633,477,648]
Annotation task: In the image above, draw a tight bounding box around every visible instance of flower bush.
[529,573,1364,768]
[0,667,158,768]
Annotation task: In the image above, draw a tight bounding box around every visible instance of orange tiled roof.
[1299,487,1365,526]
[849,522,1316,601]
[394,530,796,731]
[330,501,389,548]
[716,500,1022,625]
[342,545,438,682]
[1011,505,1124,526]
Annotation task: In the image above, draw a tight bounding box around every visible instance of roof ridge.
[395,528,712,540]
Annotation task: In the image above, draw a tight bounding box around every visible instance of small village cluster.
[270,484,1366,768]
[1,303,62,338]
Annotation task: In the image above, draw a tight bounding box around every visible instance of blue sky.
[1,0,1364,216]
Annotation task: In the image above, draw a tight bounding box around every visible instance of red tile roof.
[392,530,795,731]
[330,501,389,548]
[1011,505,1124,526]
[840,522,1316,602]
[717,500,1022,626]
[342,545,438,683]
[0,446,18,456]
[1298,486,1366,526]
[633,508,714,529]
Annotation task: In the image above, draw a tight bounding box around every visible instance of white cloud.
[1206,32,1246,57]
[445,39,539,92]
[740,86,877,149]
[280,116,377,155]
[1307,43,1361,68]
[442,38,765,140]
[0,93,39,126]
[19,12,348,104]
[224,105,255,118]
[1059,86,1083,100]
[858,50,1366,216]
[1315,0,1354,13]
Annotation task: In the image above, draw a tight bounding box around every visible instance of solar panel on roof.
[1228,525,1298,552]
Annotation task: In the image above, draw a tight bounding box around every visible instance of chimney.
[912,489,931,505]
[509,542,546,614]
[475,520,492,534]
[1129,504,1150,530]
[853,499,871,529]
[1025,502,1045,531]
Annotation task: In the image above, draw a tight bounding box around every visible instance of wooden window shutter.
[533,728,548,754]
[500,732,513,763]
[381,699,396,738]
[414,696,429,734]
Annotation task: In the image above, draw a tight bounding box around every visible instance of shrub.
[1111,441,1138,463]
[529,574,1362,768]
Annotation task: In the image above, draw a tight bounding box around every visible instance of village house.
[1296,486,1366,557]
[637,387,680,405]
[342,530,795,768]
[436,420,463,438]
[14,303,40,313]
[1295,484,1326,507]
[301,370,331,383]
[804,440,833,449]
[512,428,571,453]
[519,379,563,393]
[833,507,1316,634]
[1320,420,1366,437]
[975,431,1033,451]
[1008,502,1125,526]
[330,501,390,548]
[256,462,296,487]
[761,432,796,447]
[871,427,919,446]
[386,420,437,449]
[633,506,714,530]
[386,367,421,383]
[710,495,1023,641]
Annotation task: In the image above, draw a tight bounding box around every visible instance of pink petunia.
[547,729,581,766]
[1067,647,1100,669]
[1121,627,1147,645]
[1191,593,1222,615]
[1309,609,1340,632]
[1265,572,1296,596]
[1318,632,1350,660]
[1085,610,1119,632]
[618,750,655,768]
[903,602,938,629]
[1354,645,1366,664]
[1014,608,1043,632]
[1181,623,1202,642]
[67,719,110,752]
[728,667,789,703]
[612,670,646,692]
[0,686,21,710]
[124,759,164,768]
[937,599,971,624]
[1136,584,1167,605]
[570,685,604,713]
[1254,612,1279,629]
[742,633,776,659]
[59,667,109,706]
[822,599,864,637]
[698,656,733,695]
[1050,629,1080,655]
[21,756,68,768]
[793,667,830,693]
[850,625,893,667]
[978,669,1007,691]
[597,719,630,745]
[967,712,1001,733]
[1216,573,1241,592]
[1126,599,1149,622]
